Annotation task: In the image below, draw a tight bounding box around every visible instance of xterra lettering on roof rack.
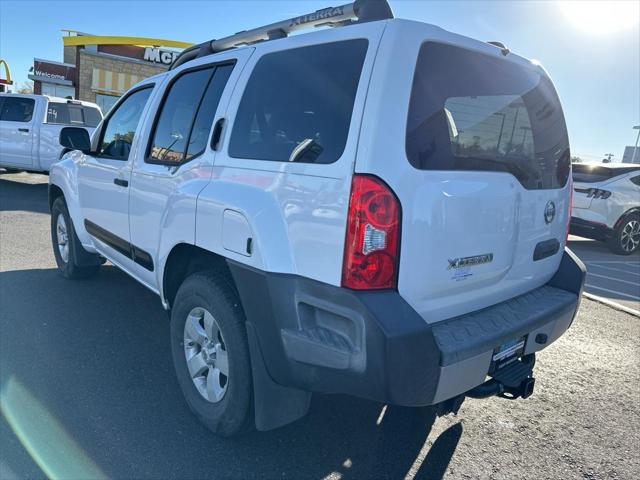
[289,6,346,27]
[170,0,393,70]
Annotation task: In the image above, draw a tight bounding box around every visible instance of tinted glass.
[83,106,102,127]
[229,39,368,164]
[47,104,71,124]
[99,87,152,160]
[148,68,212,164]
[47,103,102,127]
[0,97,35,122]
[186,64,234,160]
[68,106,84,124]
[572,164,640,183]
[95,94,119,115]
[406,42,570,190]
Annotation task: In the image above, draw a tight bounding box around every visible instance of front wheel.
[607,214,640,255]
[170,271,253,437]
[50,197,100,278]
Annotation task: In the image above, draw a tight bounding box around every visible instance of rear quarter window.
[229,39,368,164]
[406,42,570,190]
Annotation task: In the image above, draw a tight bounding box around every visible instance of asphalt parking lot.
[568,236,640,312]
[1,171,639,480]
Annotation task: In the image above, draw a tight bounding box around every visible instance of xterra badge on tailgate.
[448,253,494,270]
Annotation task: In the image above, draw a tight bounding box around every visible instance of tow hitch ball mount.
[466,354,536,400]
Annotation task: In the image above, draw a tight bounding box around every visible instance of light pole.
[632,125,640,164]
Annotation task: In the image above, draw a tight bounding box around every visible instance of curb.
[582,292,640,318]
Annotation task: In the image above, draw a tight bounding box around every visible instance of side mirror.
[59,127,91,153]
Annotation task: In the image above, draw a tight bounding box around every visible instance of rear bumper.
[570,216,614,241]
[229,248,586,407]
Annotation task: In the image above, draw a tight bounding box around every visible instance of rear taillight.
[575,187,612,199]
[342,175,400,290]
[586,188,612,199]
[566,178,573,244]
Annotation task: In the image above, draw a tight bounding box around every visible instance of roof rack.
[170,0,393,70]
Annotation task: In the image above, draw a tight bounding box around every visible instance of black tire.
[50,197,100,279]
[607,214,640,255]
[170,270,254,437]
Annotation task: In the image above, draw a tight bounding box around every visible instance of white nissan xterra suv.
[49,0,586,436]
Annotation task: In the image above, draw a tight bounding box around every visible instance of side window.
[186,64,234,160]
[0,97,35,122]
[98,87,153,160]
[83,107,102,127]
[48,103,102,127]
[630,175,640,186]
[229,39,369,164]
[148,63,234,165]
[47,103,70,124]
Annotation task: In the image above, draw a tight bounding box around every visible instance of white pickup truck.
[0,93,102,173]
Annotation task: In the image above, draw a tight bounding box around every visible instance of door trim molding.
[84,219,154,271]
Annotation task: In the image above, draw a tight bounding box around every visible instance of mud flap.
[246,322,311,431]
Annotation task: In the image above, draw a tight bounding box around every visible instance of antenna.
[170,0,393,70]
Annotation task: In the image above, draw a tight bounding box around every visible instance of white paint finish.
[129,162,214,287]
[76,81,159,265]
[197,21,386,286]
[128,49,253,290]
[222,210,252,257]
[49,18,576,324]
[49,151,96,249]
[356,20,568,322]
[0,93,100,171]
[197,167,348,282]
[36,123,95,171]
[572,172,640,228]
[0,118,35,167]
[77,155,134,264]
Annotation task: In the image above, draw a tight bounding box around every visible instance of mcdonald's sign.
[0,59,13,86]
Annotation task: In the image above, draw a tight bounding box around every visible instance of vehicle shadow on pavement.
[0,266,462,480]
[0,178,49,214]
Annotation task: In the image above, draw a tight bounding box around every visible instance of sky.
[0,0,638,162]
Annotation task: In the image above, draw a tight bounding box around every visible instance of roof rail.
[170,0,393,70]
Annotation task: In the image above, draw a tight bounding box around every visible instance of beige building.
[30,34,185,114]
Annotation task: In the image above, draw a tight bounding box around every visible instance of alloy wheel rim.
[56,214,69,263]
[621,220,640,253]
[183,307,229,403]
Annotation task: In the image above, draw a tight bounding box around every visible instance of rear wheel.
[170,271,253,437]
[50,197,100,278]
[608,214,640,255]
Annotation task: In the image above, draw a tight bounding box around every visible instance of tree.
[570,156,583,163]
[16,80,34,94]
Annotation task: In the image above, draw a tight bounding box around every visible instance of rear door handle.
[210,118,225,151]
[114,178,128,187]
[18,128,29,133]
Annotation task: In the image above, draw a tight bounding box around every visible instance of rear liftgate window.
[229,39,368,164]
[406,42,570,190]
